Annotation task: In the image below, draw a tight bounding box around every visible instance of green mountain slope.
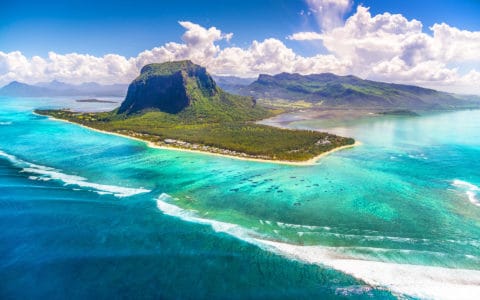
[212,75,256,94]
[240,73,480,109]
[118,60,269,122]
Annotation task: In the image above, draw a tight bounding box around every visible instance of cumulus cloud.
[1,10,480,94]
[0,50,137,85]
[317,6,424,66]
[0,21,349,86]
[135,21,231,69]
[306,0,352,31]
[430,23,480,63]
[289,5,480,94]
[287,31,323,41]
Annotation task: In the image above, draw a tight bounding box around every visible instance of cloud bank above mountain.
[1,3,479,94]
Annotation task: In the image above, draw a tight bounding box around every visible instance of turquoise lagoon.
[1,97,479,299]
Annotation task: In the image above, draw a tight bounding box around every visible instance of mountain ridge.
[0,80,128,97]
[117,60,270,122]
[5,71,479,110]
[239,72,480,109]
[212,75,256,94]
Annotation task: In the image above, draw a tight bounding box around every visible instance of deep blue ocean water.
[1,97,479,299]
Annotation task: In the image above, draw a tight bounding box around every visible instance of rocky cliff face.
[118,60,218,114]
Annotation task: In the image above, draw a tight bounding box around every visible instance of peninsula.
[36,60,355,163]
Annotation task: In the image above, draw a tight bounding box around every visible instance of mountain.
[35,80,73,90]
[118,60,269,122]
[212,75,256,94]
[240,72,480,109]
[36,60,353,162]
[0,80,128,97]
[0,81,54,97]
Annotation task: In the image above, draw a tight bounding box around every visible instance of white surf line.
[156,193,480,300]
[452,179,480,207]
[259,240,480,300]
[0,149,150,198]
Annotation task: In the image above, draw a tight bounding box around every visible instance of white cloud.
[287,32,323,41]
[0,50,138,85]
[306,0,352,31]
[1,11,480,95]
[135,21,231,69]
[319,6,425,69]
[0,21,348,86]
[430,23,480,63]
[210,38,349,77]
[289,5,480,94]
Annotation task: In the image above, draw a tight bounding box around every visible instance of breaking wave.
[452,179,480,207]
[156,193,480,300]
[0,150,150,197]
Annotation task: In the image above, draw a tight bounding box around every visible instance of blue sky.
[1,0,479,94]
[1,0,309,57]
[1,0,479,58]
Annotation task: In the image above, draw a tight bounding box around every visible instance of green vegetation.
[257,98,316,111]
[377,109,419,116]
[35,61,355,162]
[76,99,117,103]
[35,109,354,161]
[241,73,480,109]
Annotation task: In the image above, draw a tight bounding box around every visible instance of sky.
[1,0,480,94]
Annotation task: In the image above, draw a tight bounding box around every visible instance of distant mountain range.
[232,73,480,110]
[0,80,128,97]
[211,75,256,94]
[4,72,479,110]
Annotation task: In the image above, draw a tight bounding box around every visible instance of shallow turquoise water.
[1,97,479,299]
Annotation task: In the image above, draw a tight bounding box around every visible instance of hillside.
[118,61,268,122]
[36,61,354,163]
[0,81,53,97]
[240,72,480,109]
[0,80,127,97]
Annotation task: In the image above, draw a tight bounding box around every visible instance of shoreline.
[36,113,360,166]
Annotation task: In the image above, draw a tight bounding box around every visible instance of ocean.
[1,96,479,299]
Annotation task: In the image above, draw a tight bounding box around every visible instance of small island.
[76,99,118,103]
[377,109,419,116]
[36,61,355,164]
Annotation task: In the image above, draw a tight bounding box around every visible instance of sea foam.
[156,193,480,300]
[157,193,258,240]
[452,179,480,207]
[0,150,150,197]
